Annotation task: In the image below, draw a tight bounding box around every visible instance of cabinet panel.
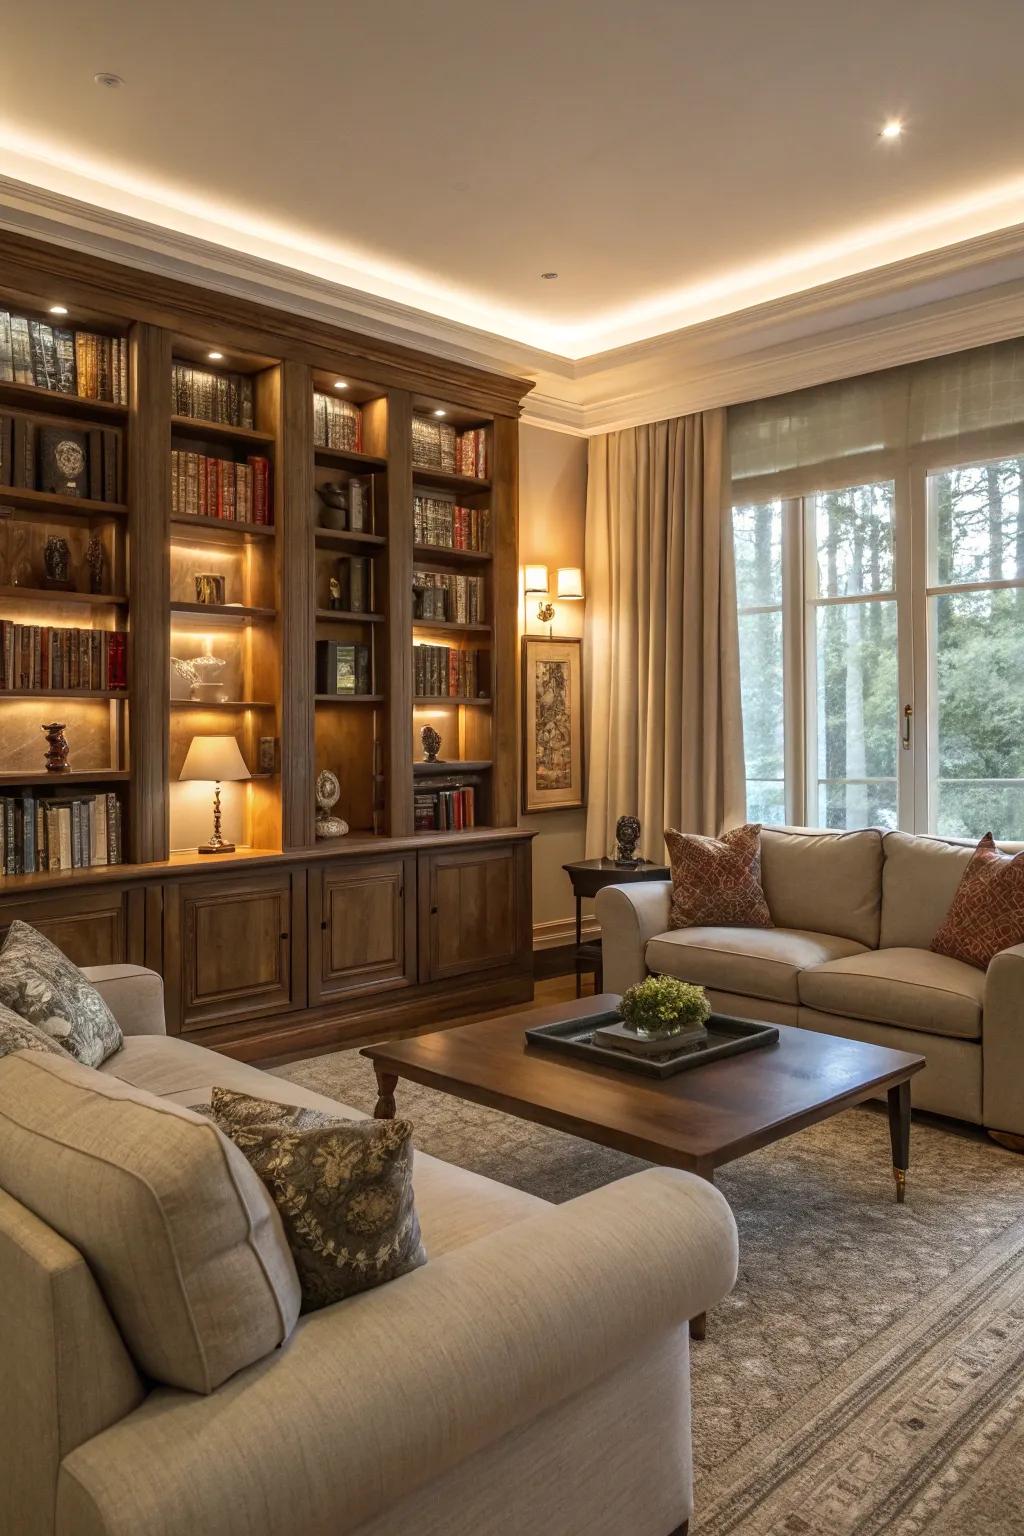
[419,843,528,982]
[310,855,415,1002]
[168,872,303,1033]
[0,887,140,968]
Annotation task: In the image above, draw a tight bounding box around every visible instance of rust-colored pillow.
[665,823,773,930]
[931,833,1024,970]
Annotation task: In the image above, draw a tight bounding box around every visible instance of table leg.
[887,1080,911,1203]
[373,1070,399,1120]
[575,895,583,998]
[689,1164,713,1340]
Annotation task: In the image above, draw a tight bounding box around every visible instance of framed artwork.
[521,636,584,813]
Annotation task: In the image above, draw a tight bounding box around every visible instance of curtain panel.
[584,409,746,860]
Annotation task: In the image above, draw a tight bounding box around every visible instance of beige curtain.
[584,409,745,860]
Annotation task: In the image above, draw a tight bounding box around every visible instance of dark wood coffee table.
[364,994,925,1334]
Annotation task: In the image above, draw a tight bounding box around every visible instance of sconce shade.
[524,564,550,595]
[556,567,585,600]
[179,735,251,783]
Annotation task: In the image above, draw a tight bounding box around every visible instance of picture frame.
[521,635,584,814]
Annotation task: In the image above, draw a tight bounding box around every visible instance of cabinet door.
[419,843,528,982]
[310,856,416,1003]
[168,872,303,1034]
[0,887,142,967]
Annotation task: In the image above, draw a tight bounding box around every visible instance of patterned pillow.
[207,1088,426,1313]
[931,833,1024,970]
[665,822,773,930]
[0,1003,73,1060]
[0,921,122,1067]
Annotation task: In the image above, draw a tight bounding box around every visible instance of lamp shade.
[179,735,250,783]
[556,566,585,600]
[523,564,549,595]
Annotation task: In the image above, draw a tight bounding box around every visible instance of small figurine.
[85,534,105,594]
[194,572,225,605]
[329,575,343,611]
[43,536,72,590]
[420,724,442,763]
[614,815,641,867]
[315,769,349,839]
[42,722,70,774]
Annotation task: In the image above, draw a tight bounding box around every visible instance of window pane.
[814,482,894,596]
[733,501,782,607]
[931,459,1024,586]
[816,598,898,828]
[747,780,786,824]
[933,588,1024,839]
[738,609,785,823]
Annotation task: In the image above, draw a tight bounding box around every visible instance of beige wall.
[517,422,593,947]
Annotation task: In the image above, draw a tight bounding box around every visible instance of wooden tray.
[524,1008,779,1078]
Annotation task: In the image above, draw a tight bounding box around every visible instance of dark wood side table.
[562,857,670,996]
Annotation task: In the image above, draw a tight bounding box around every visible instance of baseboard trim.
[533,914,599,951]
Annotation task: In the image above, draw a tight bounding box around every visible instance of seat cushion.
[0,1049,301,1394]
[798,946,985,1040]
[645,926,867,1005]
[761,827,883,947]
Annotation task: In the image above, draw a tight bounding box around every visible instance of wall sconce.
[524,564,555,629]
[556,567,584,601]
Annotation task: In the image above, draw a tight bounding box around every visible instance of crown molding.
[1,173,1023,438]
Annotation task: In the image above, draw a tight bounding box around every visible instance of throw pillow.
[0,1003,73,1060]
[931,833,1024,970]
[0,921,122,1067]
[208,1087,426,1313]
[665,822,773,930]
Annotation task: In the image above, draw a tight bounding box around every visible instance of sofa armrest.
[983,942,1024,1135]
[596,880,673,992]
[58,1168,737,1536]
[81,965,166,1037]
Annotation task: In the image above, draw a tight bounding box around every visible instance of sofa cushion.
[798,947,985,1040]
[645,926,867,1005]
[0,1003,72,1060]
[0,921,122,1067]
[931,833,1024,970]
[0,1050,301,1394]
[665,823,772,929]
[760,827,883,948]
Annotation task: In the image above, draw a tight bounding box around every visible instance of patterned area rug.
[273,1048,1024,1534]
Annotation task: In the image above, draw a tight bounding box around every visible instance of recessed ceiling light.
[541,272,559,280]
[880,119,903,141]
[207,351,224,361]
[94,72,124,89]
[333,380,348,389]
[433,408,446,418]
[48,304,68,316]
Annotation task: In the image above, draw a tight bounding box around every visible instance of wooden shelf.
[413,543,491,566]
[169,698,275,710]
[413,760,492,775]
[315,608,384,623]
[0,586,128,606]
[314,528,386,550]
[171,415,275,448]
[315,693,385,704]
[0,487,127,522]
[0,380,127,421]
[0,689,126,700]
[412,618,491,635]
[412,466,491,494]
[314,446,387,471]
[0,770,130,786]
[171,602,276,626]
[413,696,492,707]
[170,515,275,544]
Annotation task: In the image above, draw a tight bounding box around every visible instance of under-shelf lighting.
[433,408,446,417]
[48,304,68,316]
[207,351,224,362]
[333,380,348,389]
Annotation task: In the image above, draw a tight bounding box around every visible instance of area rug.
[273,1048,1024,1534]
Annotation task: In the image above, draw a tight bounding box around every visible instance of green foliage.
[620,976,711,1037]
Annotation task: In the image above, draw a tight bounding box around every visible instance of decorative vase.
[41,722,70,774]
[316,482,349,530]
[43,536,72,591]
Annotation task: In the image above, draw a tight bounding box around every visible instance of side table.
[562,857,671,996]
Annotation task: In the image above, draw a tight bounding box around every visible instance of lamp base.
[198,840,236,854]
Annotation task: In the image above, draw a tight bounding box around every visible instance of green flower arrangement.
[619,975,711,1038]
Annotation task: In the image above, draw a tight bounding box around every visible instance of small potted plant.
[620,976,711,1039]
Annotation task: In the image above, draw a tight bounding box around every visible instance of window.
[733,501,785,823]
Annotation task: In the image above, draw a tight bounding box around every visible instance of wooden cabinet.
[0,887,143,968]
[418,841,530,982]
[309,855,415,1003]
[165,870,305,1035]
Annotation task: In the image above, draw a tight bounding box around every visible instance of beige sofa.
[597,827,1024,1141]
[0,965,738,1536]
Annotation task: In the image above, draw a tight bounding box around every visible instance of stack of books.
[172,362,255,428]
[0,791,123,873]
[413,571,485,623]
[456,427,487,478]
[0,624,128,692]
[413,644,487,698]
[0,415,122,501]
[313,392,363,452]
[315,640,372,695]
[0,312,128,404]
[413,495,490,552]
[414,776,478,831]
[171,450,271,523]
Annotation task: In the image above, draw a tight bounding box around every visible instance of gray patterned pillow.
[207,1088,426,1313]
[0,921,122,1067]
[0,1003,73,1060]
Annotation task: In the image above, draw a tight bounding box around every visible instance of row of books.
[413,495,490,552]
[315,640,373,696]
[0,624,128,692]
[411,416,488,478]
[313,392,363,452]
[330,555,372,613]
[413,571,485,623]
[0,312,128,404]
[414,780,478,832]
[413,644,487,699]
[0,415,122,502]
[0,792,123,875]
[172,363,255,428]
[171,450,272,524]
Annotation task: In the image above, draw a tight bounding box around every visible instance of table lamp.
[179,735,250,854]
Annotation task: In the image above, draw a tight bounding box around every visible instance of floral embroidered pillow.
[665,822,773,929]
[0,921,122,1067]
[207,1088,426,1313]
[0,1003,74,1061]
[931,833,1024,970]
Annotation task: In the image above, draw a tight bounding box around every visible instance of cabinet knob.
[279,932,288,941]
[431,906,438,915]
[320,920,328,931]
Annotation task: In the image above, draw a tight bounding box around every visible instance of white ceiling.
[3,0,1024,360]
